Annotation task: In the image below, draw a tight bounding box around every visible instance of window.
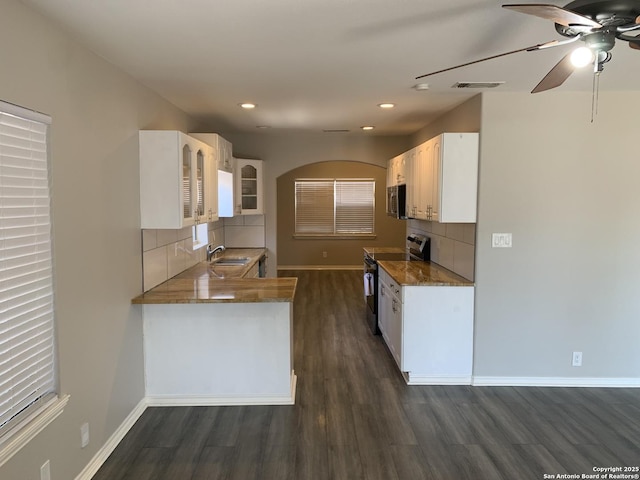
[0,101,65,465]
[295,179,375,236]
[192,223,209,251]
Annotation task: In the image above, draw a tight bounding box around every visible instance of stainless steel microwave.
[386,184,406,219]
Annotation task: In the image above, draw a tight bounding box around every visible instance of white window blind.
[295,179,375,236]
[0,102,57,440]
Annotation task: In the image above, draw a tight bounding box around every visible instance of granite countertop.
[132,248,297,304]
[363,246,407,255]
[378,260,473,287]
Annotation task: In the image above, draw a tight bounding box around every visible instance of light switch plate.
[492,233,512,248]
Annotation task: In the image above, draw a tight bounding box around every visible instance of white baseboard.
[74,398,148,480]
[148,372,298,407]
[472,376,640,388]
[277,265,362,271]
[405,373,472,385]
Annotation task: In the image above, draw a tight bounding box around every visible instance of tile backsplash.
[407,219,476,281]
[141,220,224,292]
[223,215,266,248]
[140,215,266,292]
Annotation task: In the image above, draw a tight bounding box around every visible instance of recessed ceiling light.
[378,103,395,109]
[361,126,375,131]
[239,103,256,109]
[413,83,430,91]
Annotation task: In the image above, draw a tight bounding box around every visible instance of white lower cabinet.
[378,267,474,385]
[378,269,402,366]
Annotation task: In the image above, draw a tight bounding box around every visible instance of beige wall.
[0,0,194,478]
[411,94,482,145]
[277,161,406,267]
[475,91,640,380]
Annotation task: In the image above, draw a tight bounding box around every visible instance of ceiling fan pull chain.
[591,70,601,124]
[596,72,600,116]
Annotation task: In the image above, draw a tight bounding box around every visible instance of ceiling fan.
[416,0,640,94]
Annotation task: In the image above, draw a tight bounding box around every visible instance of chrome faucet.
[206,244,226,262]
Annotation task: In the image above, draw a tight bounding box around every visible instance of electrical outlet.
[80,422,90,448]
[322,251,328,258]
[572,351,583,367]
[40,460,51,480]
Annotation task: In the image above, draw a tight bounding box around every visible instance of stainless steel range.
[363,233,430,334]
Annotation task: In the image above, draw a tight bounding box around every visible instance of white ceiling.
[22,0,640,135]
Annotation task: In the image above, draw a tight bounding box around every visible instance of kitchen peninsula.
[132,249,297,406]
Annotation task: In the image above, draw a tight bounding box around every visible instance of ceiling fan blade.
[415,40,559,79]
[502,3,602,28]
[531,52,575,93]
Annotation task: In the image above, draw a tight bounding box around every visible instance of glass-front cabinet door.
[195,149,205,219]
[235,159,263,215]
[182,143,194,223]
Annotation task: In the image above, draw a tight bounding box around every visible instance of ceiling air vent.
[452,81,505,89]
[323,129,350,133]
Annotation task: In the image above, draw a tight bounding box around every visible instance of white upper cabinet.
[387,153,406,187]
[190,133,235,217]
[139,131,217,229]
[397,132,479,223]
[234,158,264,215]
[190,133,234,172]
[431,132,479,223]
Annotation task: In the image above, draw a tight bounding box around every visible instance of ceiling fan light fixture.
[570,46,594,68]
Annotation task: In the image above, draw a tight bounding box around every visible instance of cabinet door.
[378,273,391,341]
[396,154,406,185]
[235,159,264,215]
[387,156,397,188]
[191,139,219,224]
[389,294,403,368]
[194,147,205,219]
[204,145,218,221]
[430,135,441,222]
[405,148,417,218]
[140,130,198,229]
[437,133,479,223]
[413,142,431,220]
[181,140,196,225]
[220,137,233,171]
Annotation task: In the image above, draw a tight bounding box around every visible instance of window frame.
[0,100,67,467]
[294,178,376,239]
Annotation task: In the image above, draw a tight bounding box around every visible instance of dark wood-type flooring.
[94,270,640,479]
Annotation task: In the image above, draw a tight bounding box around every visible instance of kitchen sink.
[211,257,251,266]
